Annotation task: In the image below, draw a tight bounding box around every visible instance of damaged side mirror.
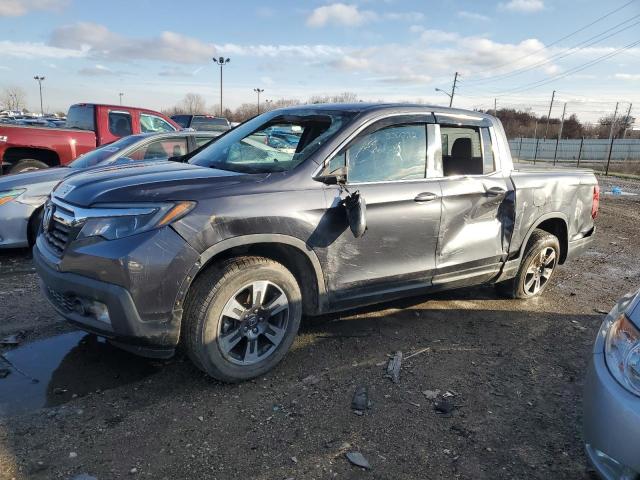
[343,190,367,238]
[314,166,348,186]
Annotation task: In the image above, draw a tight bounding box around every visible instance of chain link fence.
[508,137,640,175]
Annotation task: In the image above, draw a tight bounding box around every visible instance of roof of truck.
[277,102,495,120]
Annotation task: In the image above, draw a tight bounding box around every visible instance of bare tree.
[181,93,206,114]
[1,86,27,111]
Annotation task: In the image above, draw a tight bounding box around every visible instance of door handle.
[485,186,506,197]
[414,192,439,203]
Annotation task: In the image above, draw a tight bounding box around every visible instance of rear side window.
[191,116,230,132]
[440,126,484,176]
[127,138,188,161]
[109,111,132,137]
[66,105,95,131]
[346,124,427,183]
[140,113,176,133]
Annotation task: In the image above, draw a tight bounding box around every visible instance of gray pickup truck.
[33,104,599,382]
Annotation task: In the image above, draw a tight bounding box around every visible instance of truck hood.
[52,161,267,207]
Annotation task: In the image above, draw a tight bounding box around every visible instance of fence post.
[553,137,560,166]
[605,137,615,176]
[533,137,540,165]
[518,137,523,160]
[576,137,584,168]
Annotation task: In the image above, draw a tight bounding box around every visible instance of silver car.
[0,131,218,248]
[584,288,640,479]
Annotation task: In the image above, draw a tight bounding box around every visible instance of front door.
[316,117,443,306]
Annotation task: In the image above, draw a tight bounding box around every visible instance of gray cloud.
[0,0,68,17]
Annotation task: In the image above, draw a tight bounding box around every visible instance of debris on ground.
[351,386,372,412]
[434,397,455,415]
[302,374,320,385]
[594,308,610,315]
[404,347,430,360]
[346,451,371,469]
[386,351,402,383]
[423,389,440,400]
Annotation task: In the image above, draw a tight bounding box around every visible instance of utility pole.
[622,103,633,139]
[33,76,45,116]
[543,90,555,139]
[449,72,459,108]
[606,102,619,175]
[553,102,567,166]
[253,88,264,114]
[119,92,124,105]
[212,57,231,117]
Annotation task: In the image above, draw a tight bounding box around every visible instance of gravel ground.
[0,174,638,480]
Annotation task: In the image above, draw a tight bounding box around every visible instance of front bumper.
[0,200,35,248]
[583,352,640,479]
[34,226,200,358]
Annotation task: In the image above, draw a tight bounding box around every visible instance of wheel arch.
[4,147,60,168]
[186,235,328,316]
[517,213,569,264]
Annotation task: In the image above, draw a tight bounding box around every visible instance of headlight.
[605,312,640,396]
[0,188,26,206]
[77,201,195,241]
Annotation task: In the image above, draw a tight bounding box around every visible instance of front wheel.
[496,229,560,299]
[183,256,302,382]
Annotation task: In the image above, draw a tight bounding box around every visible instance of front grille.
[42,200,80,256]
[46,286,76,313]
[43,219,71,255]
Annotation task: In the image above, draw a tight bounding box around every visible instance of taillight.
[592,184,600,219]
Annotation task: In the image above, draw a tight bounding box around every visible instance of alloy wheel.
[524,247,557,296]
[217,280,289,365]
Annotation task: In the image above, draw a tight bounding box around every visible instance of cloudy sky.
[0,0,638,121]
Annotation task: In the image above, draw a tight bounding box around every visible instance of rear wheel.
[10,159,49,174]
[183,256,302,382]
[496,229,560,299]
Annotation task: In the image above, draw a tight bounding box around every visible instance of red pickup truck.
[0,103,180,174]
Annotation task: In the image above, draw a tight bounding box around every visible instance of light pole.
[265,99,273,111]
[212,56,230,117]
[253,88,264,114]
[119,92,124,105]
[33,76,45,116]
[435,88,452,104]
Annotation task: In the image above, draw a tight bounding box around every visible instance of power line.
[487,39,640,96]
[466,0,638,77]
[464,15,640,85]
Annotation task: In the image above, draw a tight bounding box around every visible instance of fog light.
[86,300,110,325]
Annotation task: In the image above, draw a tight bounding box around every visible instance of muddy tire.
[495,229,560,299]
[27,208,44,247]
[183,256,302,382]
[10,159,49,174]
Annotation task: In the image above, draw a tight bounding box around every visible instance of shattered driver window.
[347,124,427,183]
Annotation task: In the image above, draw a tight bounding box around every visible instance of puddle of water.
[0,331,160,417]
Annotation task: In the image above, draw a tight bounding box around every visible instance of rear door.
[432,113,514,287]
[318,114,443,305]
